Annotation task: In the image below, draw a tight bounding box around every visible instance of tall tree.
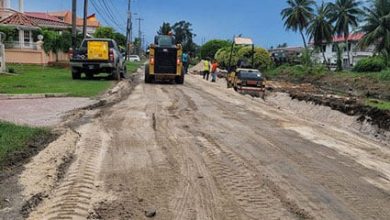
[281,0,315,48]
[200,40,231,60]
[172,20,197,53]
[157,22,172,35]
[359,0,390,64]
[307,2,334,66]
[329,0,363,67]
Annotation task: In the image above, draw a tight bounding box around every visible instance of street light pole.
[125,0,132,60]
[72,0,77,50]
[83,0,88,38]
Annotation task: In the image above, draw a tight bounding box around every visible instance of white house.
[311,33,375,67]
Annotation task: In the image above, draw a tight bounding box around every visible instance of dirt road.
[19,72,390,220]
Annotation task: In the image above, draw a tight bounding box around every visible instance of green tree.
[215,46,272,71]
[172,20,197,53]
[307,2,334,66]
[200,40,231,60]
[0,26,18,42]
[157,22,172,35]
[94,26,115,39]
[329,0,363,67]
[281,0,315,48]
[113,32,126,48]
[359,0,390,65]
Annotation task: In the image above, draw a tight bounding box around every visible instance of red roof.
[25,12,63,22]
[333,33,365,43]
[0,13,37,26]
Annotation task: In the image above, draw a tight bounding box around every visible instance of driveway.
[0,97,97,127]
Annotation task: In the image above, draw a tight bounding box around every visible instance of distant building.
[311,33,375,67]
[49,11,100,35]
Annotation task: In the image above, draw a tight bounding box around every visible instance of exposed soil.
[2,66,390,220]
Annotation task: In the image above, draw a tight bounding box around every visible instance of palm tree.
[307,2,334,67]
[329,0,363,67]
[157,22,172,35]
[281,0,315,48]
[359,0,390,64]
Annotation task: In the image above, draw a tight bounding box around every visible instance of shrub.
[353,57,386,72]
[7,67,15,74]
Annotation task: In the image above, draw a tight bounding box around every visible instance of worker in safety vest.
[203,59,211,80]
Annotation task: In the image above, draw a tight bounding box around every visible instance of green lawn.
[0,121,50,166]
[127,61,143,73]
[0,62,142,97]
[366,99,390,110]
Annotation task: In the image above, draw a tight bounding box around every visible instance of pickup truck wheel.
[72,69,81,80]
[113,66,121,81]
[121,66,127,79]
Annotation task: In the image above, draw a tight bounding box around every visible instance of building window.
[24,30,31,47]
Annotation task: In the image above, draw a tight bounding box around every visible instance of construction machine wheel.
[144,64,152,83]
[72,68,81,80]
[175,69,185,84]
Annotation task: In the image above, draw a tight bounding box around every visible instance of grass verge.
[0,64,113,97]
[0,121,51,168]
[366,99,390,110]
[127,61,142,74]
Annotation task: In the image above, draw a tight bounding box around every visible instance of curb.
[0,93,69,100]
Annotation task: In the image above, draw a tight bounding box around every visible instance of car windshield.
[158,36,174,46]
[129,55,138,58]
[239,71,262,79]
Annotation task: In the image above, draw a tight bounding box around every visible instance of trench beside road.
[16,71,390,220]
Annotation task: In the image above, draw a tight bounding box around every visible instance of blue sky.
[15,0,338,48]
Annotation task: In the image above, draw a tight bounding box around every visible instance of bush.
[7,67,15,74]
[354,57,386,72]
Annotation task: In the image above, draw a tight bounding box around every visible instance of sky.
[13,0,339,49]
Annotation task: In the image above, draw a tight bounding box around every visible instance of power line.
[97,0,126,31]
[90,0,125,32]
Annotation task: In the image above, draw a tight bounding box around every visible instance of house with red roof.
[311,33,375,68]
[49,11,100,34]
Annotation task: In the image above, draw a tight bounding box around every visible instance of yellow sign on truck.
[87,41,109,60]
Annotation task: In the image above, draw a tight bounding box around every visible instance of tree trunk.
[300,30,307,49]
[345,33,350,68]
[322,50,330,70]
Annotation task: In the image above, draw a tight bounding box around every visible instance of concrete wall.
[5,48,69,65]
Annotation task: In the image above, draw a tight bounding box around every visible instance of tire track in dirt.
[28,123,109,220]
[197,134,303,220]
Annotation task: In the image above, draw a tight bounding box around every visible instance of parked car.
[69,38,126,80]
[128,55,141,62]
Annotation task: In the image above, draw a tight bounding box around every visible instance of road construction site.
[0,66,389,220]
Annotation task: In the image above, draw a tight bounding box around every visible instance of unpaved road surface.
[17,72,390,220]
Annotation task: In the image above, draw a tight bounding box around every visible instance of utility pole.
[83,0,88,38]
[72,0,77,50]
[125,0,132,59]
[136,17,144,56]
